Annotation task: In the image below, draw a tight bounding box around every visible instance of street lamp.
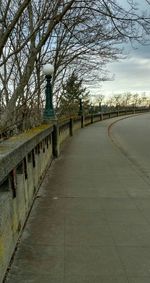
[78,94,83,116]
[43,63,55,120]
[99,102,102,112]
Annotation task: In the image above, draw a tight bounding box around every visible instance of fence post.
[70,118,73,136]
[52,123,60,158]
[81,115,84,128]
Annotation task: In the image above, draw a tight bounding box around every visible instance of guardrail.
[0,107,149,283]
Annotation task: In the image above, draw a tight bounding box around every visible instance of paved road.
[5,113,150,283]
[109,113,150,181]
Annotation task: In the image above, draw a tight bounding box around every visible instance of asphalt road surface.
[109,113,150,181]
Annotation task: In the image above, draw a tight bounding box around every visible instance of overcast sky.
[101,43,150,97]
[90,0,150,99]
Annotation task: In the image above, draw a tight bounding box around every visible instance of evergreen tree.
[59,72,89,117]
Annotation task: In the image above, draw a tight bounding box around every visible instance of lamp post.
[90,103,94,123]
[99,102,102,113]
[43,64,55,121]
[116,103,119,116]
[78,94,83,116]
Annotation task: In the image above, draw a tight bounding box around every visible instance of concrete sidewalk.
[5,117,150,283]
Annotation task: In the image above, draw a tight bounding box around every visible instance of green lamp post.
[99,102,102,112]
[43,64,55,120]
[78,94,83,116]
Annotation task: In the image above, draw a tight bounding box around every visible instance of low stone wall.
[0,108,149,282]
[59,120,71,146]
[73,117,82,131]
[84,115,92,126]
[0,125,53,283]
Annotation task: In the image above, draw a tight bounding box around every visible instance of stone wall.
[0,125,53,283]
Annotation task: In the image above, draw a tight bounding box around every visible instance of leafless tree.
[0,0,150,131]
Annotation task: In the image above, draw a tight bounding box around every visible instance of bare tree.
[0,0,150,131]
[0,0,31,56]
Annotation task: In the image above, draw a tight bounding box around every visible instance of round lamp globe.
[43,64,54,75]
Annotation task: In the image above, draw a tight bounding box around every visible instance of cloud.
[88,0,150,98]
[100,43,150,96]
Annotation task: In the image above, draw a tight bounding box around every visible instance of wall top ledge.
[0,124,53,184]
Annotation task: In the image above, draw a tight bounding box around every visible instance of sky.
[101,44,150,97]
[90,0,150,99]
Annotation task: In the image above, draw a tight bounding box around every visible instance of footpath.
[5,116,150,283]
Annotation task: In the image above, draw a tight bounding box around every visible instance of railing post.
[9,169,17,198]
[70,118,73,136]
[52,123,60,158]
[100,113,103,121]
[81,115,84,128]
